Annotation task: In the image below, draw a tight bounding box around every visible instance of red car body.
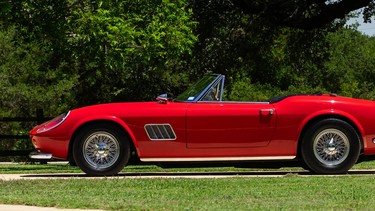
[29,74,375,175]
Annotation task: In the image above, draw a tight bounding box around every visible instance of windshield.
[175,75,218,101]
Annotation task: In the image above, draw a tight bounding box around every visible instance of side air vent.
[144,124,177,140]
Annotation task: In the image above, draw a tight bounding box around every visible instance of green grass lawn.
[1,176,375,210]
[0,161,375,210]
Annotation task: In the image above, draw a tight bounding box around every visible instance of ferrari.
[29,74,375,175]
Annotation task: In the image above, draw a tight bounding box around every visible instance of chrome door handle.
[260,109,274,115]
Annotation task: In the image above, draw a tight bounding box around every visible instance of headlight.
[36,111,70,133]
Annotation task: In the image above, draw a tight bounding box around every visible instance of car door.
[186,102,276,148]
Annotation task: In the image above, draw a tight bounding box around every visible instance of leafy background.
[1,0,375,155]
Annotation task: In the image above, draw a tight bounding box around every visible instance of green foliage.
[0,26,77,117]
[0,0,197,106]
[1,1,374,107]
[1,0,375,157]
[188,1,339,101]
[0,1,197,156]
[0,26,78,156]
[227,76,275,102]
[324,29,375,99]
[68,0,197,104]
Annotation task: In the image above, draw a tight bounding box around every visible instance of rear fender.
[297,109,365,143]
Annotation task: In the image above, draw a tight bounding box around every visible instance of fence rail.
[0,109,51,157]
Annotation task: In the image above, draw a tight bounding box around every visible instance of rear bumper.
[29,151,52,160]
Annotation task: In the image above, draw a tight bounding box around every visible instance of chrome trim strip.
[194,74,222,102]
[140,156,296,162]
[219,75,225,101]
[198,75,224,102]
[197,101,270,104]
[36,111,71,133]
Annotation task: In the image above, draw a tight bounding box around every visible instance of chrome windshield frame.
[175,74,225,103]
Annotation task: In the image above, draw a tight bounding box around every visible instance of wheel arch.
[67,119,140,164]
[297,113,364,160]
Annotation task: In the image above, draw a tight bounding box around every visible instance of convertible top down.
[30,74,375,175]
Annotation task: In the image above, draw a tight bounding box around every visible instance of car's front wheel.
[301,119,360,174]
[73,123,130,176]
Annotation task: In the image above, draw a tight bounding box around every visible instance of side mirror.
[156,93,173,104]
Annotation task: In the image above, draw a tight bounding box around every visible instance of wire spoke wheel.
[301,119,360,174]
[83,131,120,169]
[313,129,349,166]
[73,123,130,176]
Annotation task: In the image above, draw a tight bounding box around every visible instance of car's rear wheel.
[301,119,360,174]
[73,123,130,176]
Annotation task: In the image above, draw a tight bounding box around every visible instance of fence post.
[36,109,44,125]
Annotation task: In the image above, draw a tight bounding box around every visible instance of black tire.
[301,118,360,174]
[73,123,130,176]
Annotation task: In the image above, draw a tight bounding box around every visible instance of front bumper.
[29,134,69,159]
[29,151,53,160]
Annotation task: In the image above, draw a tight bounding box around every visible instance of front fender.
[67,115,140,153]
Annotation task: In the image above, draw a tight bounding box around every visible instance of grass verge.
[1,176,375,210]
[1,159,375,174]
[0,161,375,210]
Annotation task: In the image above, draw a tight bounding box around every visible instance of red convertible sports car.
[30,74,375,175]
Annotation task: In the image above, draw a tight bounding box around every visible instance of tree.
[68,0,197,104]
[0,0,197,106]
[0,26,77,117]
[232,0,375,29]
[187,0,335,101]
[324,28,375,98]
[0,25,78,155]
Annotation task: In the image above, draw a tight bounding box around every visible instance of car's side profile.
[30,74,375,175]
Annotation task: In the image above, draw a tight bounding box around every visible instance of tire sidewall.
[73,124,130,176]
[301,119,360,174]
